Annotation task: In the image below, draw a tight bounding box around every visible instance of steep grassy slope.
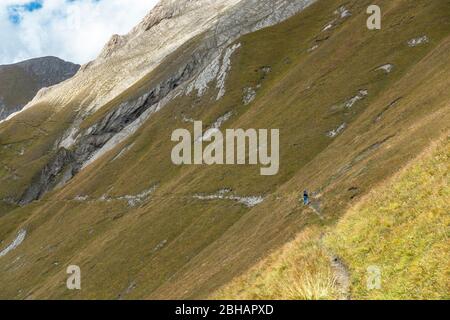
[325,136,449,299]
[215,135,449,300]
[0,0,449,299]
[212,225,341,300]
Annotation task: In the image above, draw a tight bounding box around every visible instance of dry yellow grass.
[212,226,339,300]
[215,136,449,300]
[325,136,450,299]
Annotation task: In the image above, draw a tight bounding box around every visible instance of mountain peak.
[98,0,235,60]
[0,56,79,121]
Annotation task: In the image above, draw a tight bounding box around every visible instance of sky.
[0,0,159,65]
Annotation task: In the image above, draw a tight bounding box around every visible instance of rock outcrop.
[17,0,316,205]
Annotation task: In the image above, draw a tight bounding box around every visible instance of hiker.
[303,190,310,205]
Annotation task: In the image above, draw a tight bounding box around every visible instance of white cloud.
[0,0,159,65]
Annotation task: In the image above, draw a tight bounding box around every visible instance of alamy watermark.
[171,121,279,176]
[66,265,81,290]
[367,5,381,30]
[367,265,382,290]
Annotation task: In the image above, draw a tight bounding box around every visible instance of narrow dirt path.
[302,193,351,299]
[329,253,351,300]
[309,200,324,220]
[318,232,351,300]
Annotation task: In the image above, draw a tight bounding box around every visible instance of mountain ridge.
[0,56,79,122]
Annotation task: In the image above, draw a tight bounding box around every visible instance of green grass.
[213,136,449,300]
[212,226,339,300]
[325,136,450,299]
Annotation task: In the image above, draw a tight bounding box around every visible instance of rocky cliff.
[10,0,316,204]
